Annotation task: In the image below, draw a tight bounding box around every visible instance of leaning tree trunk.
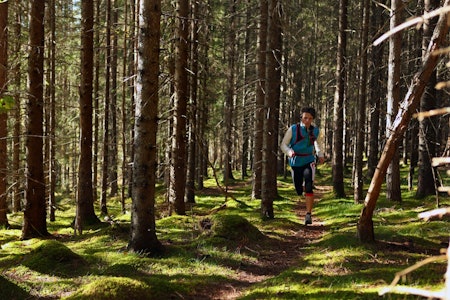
[358,2,450,242]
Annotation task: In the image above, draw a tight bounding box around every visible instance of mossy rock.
[65,277,152,300]
[201,214,265,242]
[22,239,86,276]
[0,275,30,299]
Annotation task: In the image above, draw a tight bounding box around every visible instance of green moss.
[203,214,265,242]
[21,240,86,277]
[65,277,150,300]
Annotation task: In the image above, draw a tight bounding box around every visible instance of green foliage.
[0,164,449,299]
[0,95,14,113]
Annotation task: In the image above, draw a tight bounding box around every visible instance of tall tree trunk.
[386,0,403,202]
[12,0,21,213]
[261,0,281,219]
[252,0,267,200]
[223,0,237,185]
[101,0,112,216]
[109,0,118,197]
[332,0,347,198]
[127,0,163,255]
[169,0,189,215]
[22,0,49,239]
[0,0,8,228]
[416,0,440,198]
[185,0,199,204]
[367,1,384,179]
[358,2,450,242]
[77,0,101,232]
[354,0,369,203]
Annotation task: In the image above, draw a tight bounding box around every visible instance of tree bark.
[252,0,267,200]
[354,0,369,203]
[358,1,450,242]
[0,0,8,228]
[127,0,163,255]
[385,0,403,203]
[76,0,101,232]
[169,0,189,215]
[261,0,281,219]
[416,0,441,198]
[22,0,49,239]
[332,0,347,198]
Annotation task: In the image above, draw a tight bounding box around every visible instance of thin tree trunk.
[358,2,450,242]
[109,0,118,197]
[354,0,369,203]
[386,0,403,202]
[0,0,8,228]
[185,0,199,204]
[12,0,21,213]
[332,0,347,198]
[252,0,267,200]
[101,0,112,216]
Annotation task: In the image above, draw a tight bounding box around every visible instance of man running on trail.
[280,107,325,225]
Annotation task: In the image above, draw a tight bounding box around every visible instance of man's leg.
[304,163,315,225]
[291,166,304,196]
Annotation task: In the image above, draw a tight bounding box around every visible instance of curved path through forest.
[199,185,332,300]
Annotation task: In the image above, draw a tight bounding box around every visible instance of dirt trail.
[205,185,332,300]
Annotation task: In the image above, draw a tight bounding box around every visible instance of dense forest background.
[0,0,449,251]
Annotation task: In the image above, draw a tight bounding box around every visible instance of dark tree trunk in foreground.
[76,0,100,232]
[0,1,9,228]
[358,3,450,242]
[127,0,163,254]
[22,0,49,239]
[261,0,281,219]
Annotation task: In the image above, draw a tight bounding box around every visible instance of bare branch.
[374,5,450,46]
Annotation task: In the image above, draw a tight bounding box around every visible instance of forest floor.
[203,185,332,300]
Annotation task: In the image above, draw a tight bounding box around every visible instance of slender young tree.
[261,0,281,219]
[128,0,163,254]
[0,0,9,228]
[12,0,22,213]
[367,2,384,179]
[223,0,237,185]
[252,0,267,200]
[332,0,347,198]
[169,0,189,215]
[76,0,101,232]
[354,0,370,203]
[101,0,112,216]
[22,0,49,239]
[385,0,403,203]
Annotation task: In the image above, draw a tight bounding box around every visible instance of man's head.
[301,107,316,127]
